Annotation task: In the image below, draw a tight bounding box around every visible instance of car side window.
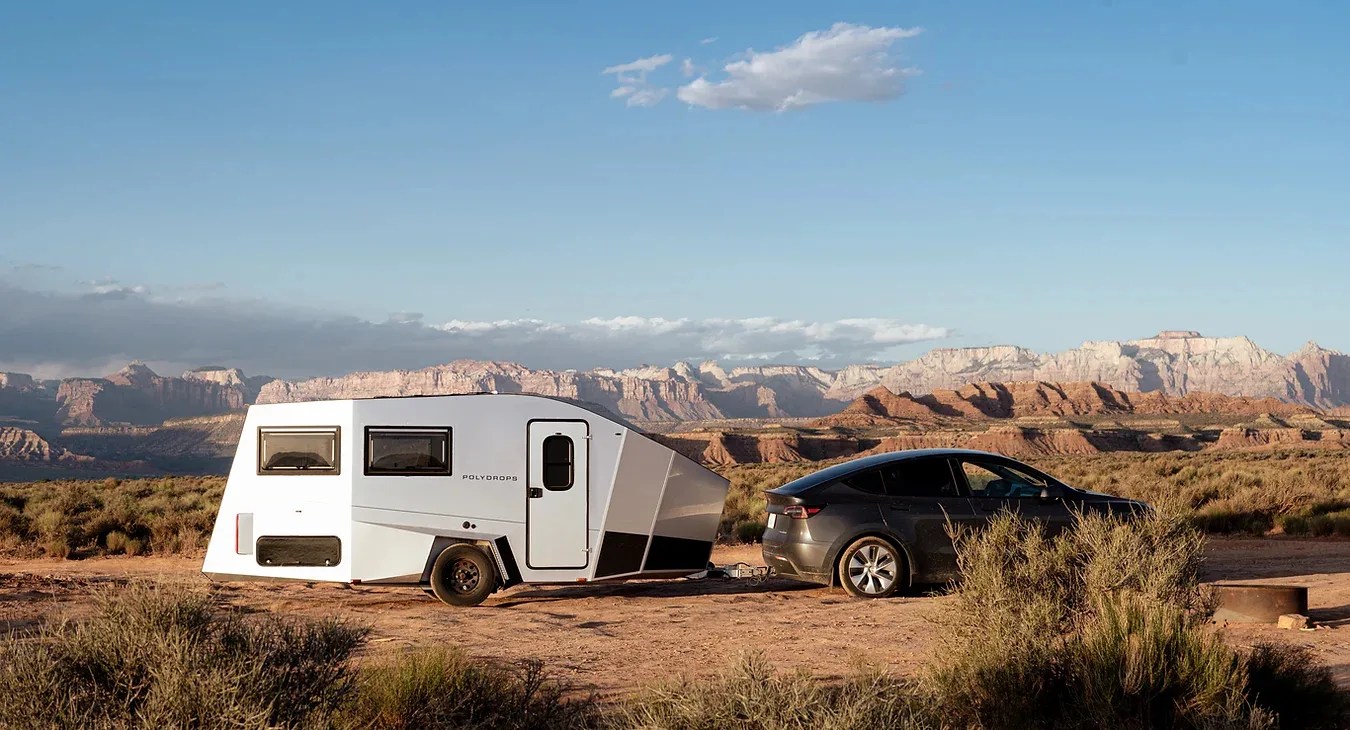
[842,468,887,496]
[879,459,959,498]
[961,460,1046,498]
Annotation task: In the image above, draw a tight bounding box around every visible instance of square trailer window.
[365,428,452,475]
[258,428,340,474]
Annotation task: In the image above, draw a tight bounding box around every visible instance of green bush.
[733,519,766,543]
[340,647,596,730]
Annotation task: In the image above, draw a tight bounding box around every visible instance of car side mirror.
[1039,486,1056,501]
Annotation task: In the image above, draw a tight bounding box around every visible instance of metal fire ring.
[1211,583,1309,624]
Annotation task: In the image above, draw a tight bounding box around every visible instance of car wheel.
[838,537,905,598]
[429,544,498,607]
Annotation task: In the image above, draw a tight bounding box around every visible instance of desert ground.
[2,539,1346,696]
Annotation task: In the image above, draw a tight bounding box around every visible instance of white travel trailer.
[202,393,730,606]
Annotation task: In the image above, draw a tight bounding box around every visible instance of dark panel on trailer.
[256,536,342,567]
[643,535,713,572]
[594,531,649,577]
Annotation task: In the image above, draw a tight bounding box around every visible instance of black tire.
[837,536,906,599]
[429,544,498,607]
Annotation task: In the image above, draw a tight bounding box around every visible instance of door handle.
[889,503,911,512]
[528,487,543,498]
[977,502,999,512]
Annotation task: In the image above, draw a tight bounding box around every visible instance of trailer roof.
[354,391,640,430]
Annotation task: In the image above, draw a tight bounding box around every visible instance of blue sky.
[1,2,1347,377]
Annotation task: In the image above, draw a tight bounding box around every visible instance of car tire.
[838,537,905,599]
[429,544,498,607]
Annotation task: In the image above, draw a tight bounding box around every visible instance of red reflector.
[783,505,823,519]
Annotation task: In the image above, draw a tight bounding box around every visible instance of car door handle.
[528,487,543,498]
[977,502,1000,512]
[889,503,911,512]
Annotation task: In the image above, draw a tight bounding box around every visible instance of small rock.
[1277,613,1310,630]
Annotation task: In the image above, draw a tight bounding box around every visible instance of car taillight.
[783,505,823,519]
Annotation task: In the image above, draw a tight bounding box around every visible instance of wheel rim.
[847,544,897,594]
[449,558,481,594]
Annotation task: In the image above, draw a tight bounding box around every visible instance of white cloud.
[681,58,696,77]
[602,53,674,108]
[700,36,718,45]
[677,23,922,112]
[435,315,950,365]
[601,54,673,76]
[625,87,668,107]
[0,283,950,377]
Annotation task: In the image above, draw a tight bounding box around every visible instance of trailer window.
[258,428,340,474]
[541,435,574,489]
[365,427,452,475]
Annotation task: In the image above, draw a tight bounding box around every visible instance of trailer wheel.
[429,544,498,607]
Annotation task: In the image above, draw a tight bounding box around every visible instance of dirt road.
[1,539,1347,694]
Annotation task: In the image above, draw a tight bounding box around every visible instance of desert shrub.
[733,519,765,543]
[1243,643,1349,730]
[613,652,926,730]
[340,647,596,730]
[1279,507,1350,537]
[0,581,366,729]
[0,477,223,557]
[924,510,1341,729]
[1189,507,1273,535]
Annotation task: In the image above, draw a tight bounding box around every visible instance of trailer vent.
[256,536,342,567]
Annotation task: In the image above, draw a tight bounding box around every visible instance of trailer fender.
[420,536,522,590]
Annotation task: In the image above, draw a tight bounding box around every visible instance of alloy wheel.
[847,543,897,595]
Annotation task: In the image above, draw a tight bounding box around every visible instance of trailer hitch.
[690,561,774,584]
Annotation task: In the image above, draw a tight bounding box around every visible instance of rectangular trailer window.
[541,434,574,489]
[258,428,340,474]
[365,427,452,475]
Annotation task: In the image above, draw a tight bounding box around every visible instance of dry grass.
[924,510,1348,729]
[0,582,367,729]
[0,450,1347,559]
[0,514,1344,728]
[0,476,222,557]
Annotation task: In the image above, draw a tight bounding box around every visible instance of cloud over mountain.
[0,283,949,378]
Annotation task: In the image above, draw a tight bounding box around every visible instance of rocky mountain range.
[816,381,1311,428]
[252,331,1350,418]
[1,332,1348,433]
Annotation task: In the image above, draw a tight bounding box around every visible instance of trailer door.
[526,420,589,569]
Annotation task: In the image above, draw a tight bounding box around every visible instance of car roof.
[768,448,1010,495]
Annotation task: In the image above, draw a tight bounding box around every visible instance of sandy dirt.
[1,539,1347,695]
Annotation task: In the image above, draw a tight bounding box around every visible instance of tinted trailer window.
[258,428,340,473]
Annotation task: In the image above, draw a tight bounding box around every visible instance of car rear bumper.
[761,530,831,586]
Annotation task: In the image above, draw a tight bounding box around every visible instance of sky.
[2,1,1348,379]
